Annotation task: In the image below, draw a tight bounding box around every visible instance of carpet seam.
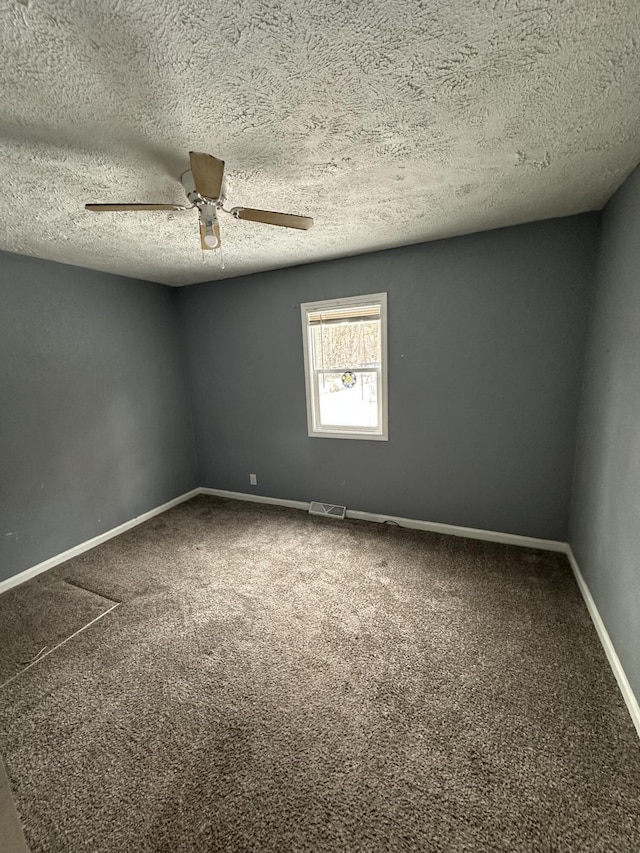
[0,604,120,693]
[62,578,122,606]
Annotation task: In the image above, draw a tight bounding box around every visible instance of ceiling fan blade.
[231,207,313,230]
[85,203,184,211]
[189,151,225,200]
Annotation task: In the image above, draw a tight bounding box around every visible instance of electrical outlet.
[250,473,257,486]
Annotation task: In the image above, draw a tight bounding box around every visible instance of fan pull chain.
[219,242,226,270]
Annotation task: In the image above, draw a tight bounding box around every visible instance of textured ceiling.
[1,0,639,286]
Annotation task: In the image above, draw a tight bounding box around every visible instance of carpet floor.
[0,495,639,852]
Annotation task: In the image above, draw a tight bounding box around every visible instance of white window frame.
[301,292,388,441]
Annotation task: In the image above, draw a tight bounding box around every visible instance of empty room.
[1,1,639,851]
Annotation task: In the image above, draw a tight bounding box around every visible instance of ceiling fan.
[85,151,313,251]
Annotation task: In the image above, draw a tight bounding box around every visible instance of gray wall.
[569,165,640,700]
[178,214,598,540]
[0,251,198,582]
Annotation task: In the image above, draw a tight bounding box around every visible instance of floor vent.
[309,501,347,520]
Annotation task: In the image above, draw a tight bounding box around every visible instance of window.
[301,293,388,440]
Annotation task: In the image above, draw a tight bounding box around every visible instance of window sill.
[308,430,389,441]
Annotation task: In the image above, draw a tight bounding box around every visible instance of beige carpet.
[0,495,639,852]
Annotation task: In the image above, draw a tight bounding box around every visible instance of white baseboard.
[0,489,200,597]
[345,508,567,552]
[200,488,567,552]
[0,488,567,599]
[562,544,640,739]
[199,487,310,512]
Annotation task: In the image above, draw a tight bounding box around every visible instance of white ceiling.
[1,1,639,286]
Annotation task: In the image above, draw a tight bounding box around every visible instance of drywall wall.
[0,251,198,583]
[570,164,640,700]
[178,214,598,540]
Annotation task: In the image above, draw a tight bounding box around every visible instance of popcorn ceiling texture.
[0,0,639,286]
